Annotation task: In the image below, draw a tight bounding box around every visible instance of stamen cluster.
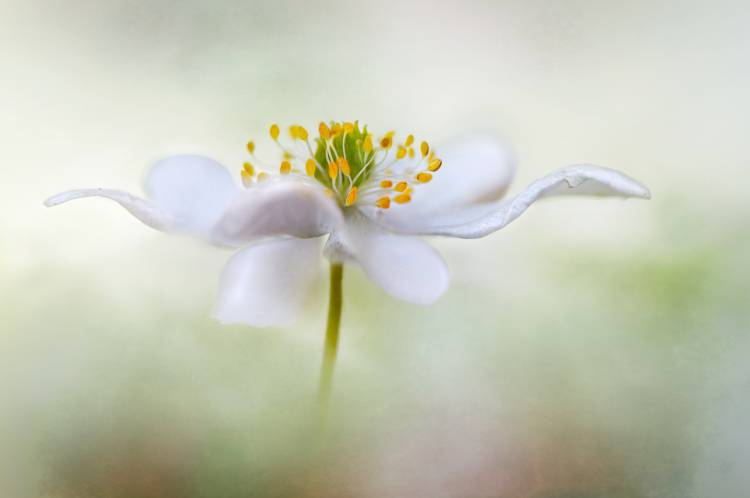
[240,121,443,209]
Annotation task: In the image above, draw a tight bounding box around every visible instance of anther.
[328,161,338,179]
[246,141,255,154]
[280,160,292,175]
[338,157,351,176]
[305,159,316,176]
[395,181,408,192]
[416,172,433,183]
[270,124,280,140]
[243,162,255,176]
[319,122,331,140]
[241,169,253,187]
[428,158,442,171]
[394,193,412,204]
[345,186,358,206]
[375,196,391,209]
[380,179,393,189]
[396,146,407,159]
[420,141,429,157]
[363,135,373,152]
[405,134,414,147]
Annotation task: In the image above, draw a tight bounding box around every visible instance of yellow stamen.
[395,181,408,192]
[363,135,373,152]
[242,162,254,176]
[416,172,433,183]
[328,161,338,179]
[380,179,393,189]
[375,196,391,209]
[305,159,316,176]
[420,141,429,157]
[428,158,443,172]
[343,122,355,133]
[345,186,358,206]
[394,193,411,204]
[270,124,280,140]
[319,122,331,140]
[404,134,414,147]
[408,147,415,159]
[246,141,255,154]
[280,160,292,175]
[396,146,407,159]
[380,135,393,149]
[338,157,351,176]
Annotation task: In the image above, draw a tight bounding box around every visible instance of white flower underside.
[45,137,649,326]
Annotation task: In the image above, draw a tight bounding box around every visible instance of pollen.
[345,186,358,206]
[375,196,391,209]
[305,158,316,176]
[280,160,292,175]
[395,181,408,192]
[394,193,412,204]
[380,179,393,189]
[428,158,443,172]
[270,124,280,140]
[328,161,338,179]
[416,172,433,183]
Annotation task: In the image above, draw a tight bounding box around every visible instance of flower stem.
[318,262,344,411]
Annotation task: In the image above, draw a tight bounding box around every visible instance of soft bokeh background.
[1,0,748,496]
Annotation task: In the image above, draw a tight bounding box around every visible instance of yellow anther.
[257,172,269,182]
[420,141,429,157]
[396,146,407,159]
[319,122,331,140]
[380,179,393,189]
[405,134,414,147]
[416,172,433,183]
[241,169,253,187]
[395,181,408,192]
[328,161,338,179]
[289,125,299,139]
[246,141,255,154]
[242,162,254,175]
[428,158,443,172]
[394,193,412,204]
[345,186,358,206]
[343,122,355,133]
[380,135,393,149]
[270,124,280,140]
[363,135,373,153]
[338,157,351,176]
[283,151,294,160]
[331,123,342,135]
[280,160,292,175]
[375,196,391,209]
[305,158,316,176]
[298,126,308,140]
[408,147,415,159]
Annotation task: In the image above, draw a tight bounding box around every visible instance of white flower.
[45,122,650,327]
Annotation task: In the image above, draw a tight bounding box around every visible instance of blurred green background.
[1,0,748,496]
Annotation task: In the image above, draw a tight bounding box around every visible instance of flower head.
[45,120,650,326]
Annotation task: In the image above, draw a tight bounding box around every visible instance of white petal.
[44,188,173,231]
[412,164,651,238]
[371,135,516,231]
[211,178,343,245]
[327,214,449,304]
[214,237,321,327]
[143,155,238,237]
[45,155,239,240]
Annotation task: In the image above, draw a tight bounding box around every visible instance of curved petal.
[45,155,239,240]
[407,164,651,238]
[44,188,173,231]
[211,178,344,245]
[371,135,516,231]
[326,213,449,304]
[214,237,321,327]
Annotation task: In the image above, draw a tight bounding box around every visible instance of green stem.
[318,263,344,410]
